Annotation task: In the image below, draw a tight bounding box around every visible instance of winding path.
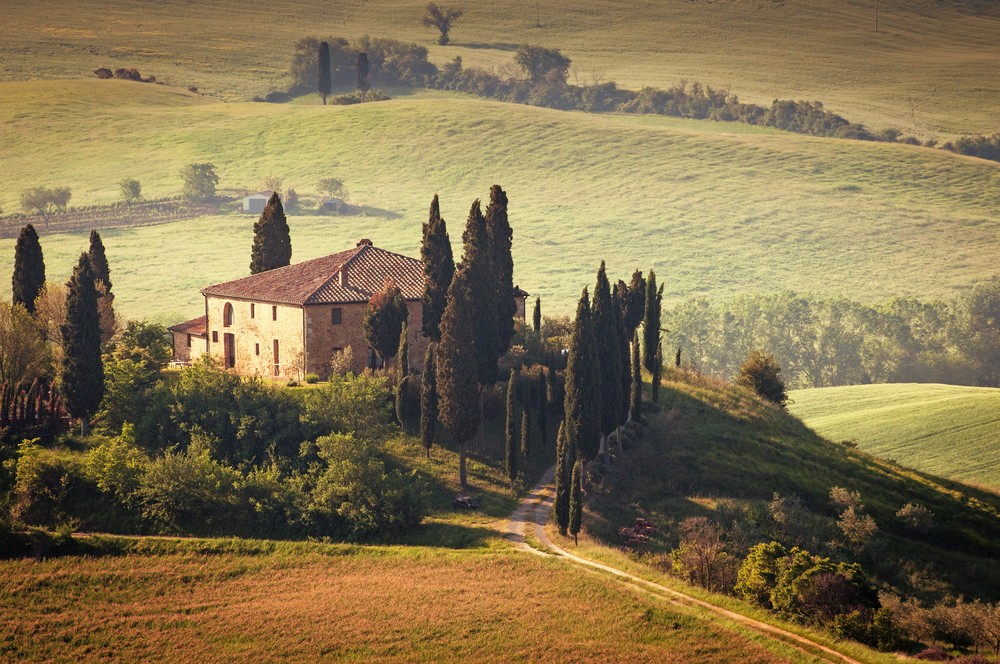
[507,466,865,664]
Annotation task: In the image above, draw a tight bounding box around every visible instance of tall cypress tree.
[485,184,516,355]
[532,296,541,333]
[553,421,570,535]
[355,52,370,102]
[569,460,583,544]
[460,200,499,386]
[395,322,411,428]
[11,224,45,314]
[536,366,547,449]
[521,407,531,460]
[88,229,112,302]
[420,344,438,459]
[505,372,518,491]
[317,41,332,105]
[398,321,410,378]
[631,330,642,421]
[564,287,601,466]
[653,342,663,402]
[592,262,621,468]
[61,253,104,436]
[613,282,631,451]
[642,269,663,372]
[624,269,646,338]
[419,194,455,342]
[437,267,481,489]
[249,193,292,274]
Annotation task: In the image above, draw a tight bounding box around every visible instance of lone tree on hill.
[486,185,517,356]
[11,224,45,314]
[355,52,370,102]
[593,262,621,468]
[20,187,72,230]
[420,2,464,45]
[553,421,572,535]
[318,41,332,105]
[533,296,541,333]
[514,45,572,84]
[249,193,292,274]
[419,194,455,342]
[61,253,104,436]
[118,177,142,205]
[179,163,218,203]
[642,269,664,373]
[420,344,438,459]
[364,278,409,365]
[569,460,583,544]
[88,229,113,302]
[505,372,518,491]
[437,266,482,489]
[736,350,789,407]
[564,287,601,480]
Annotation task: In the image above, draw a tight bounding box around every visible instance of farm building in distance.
[241,190,275,214]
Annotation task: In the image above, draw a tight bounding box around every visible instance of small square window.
[331,308,342,325]
[272,305,277,321]
[212,331,218,343]
[255,343,260,356]
[251,303,255,318]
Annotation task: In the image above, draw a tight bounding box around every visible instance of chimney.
[339,264,349,287]
[357,238,373,247]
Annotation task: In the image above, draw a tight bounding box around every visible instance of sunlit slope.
[2,80,1000,319]
[3,0,999,135]
[788,383,1000,489]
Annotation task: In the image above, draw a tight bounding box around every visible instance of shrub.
[86,423,147,498]
[735,350,788,406]
[286,379,298,387]
[301,373,394,443]
[8,439,75,525]
[897,502,934,532]
[304,373,319,384]
[330,346,355,376]
[913,646,950,661]
[93,68,113,79]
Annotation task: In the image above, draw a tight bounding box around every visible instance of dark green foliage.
[11,224,45,314]
[249,193,292,274]
[460,199,500,387]
[60,253,104,436]
[420,2,463,46]
[613,286,631,428]
[505,372,518,489]
[419,194,455,342]
[363,279,409,362]
[533,296,541,333]
[420,344,438,458]
[317,41,332,104]
[953,132,1000,162]
[485,185,517,355]
[118,177,142,204]
[398,321,410,378]
[88,229,112,297]
[521,407,531,460]
[537,367,548,448]
[675,347,682,367]
[355,51,370,102]
[396,375,417,430]
[514,45,572,83]
[631,330,642,421]
[116,320,172,370]
[553,421,570,535]
[179,163,218,203]
[623,270,646,337]
[569,459,582,543]
[437,267,481,489]
[736,350,788,407]
[643,269,664,373]
[652,343,662,402]
[286,36,353,95]
[564,288,601,462]
[593,262,621,437]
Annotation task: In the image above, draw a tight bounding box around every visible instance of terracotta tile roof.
[200,243,426,306]
[168,315,207,335]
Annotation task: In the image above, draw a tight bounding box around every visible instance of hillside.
[2,81,1000,319]
[3,0,1000,136]
[788,383,1000,490]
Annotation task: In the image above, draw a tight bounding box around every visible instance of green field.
[788,383,1000,490]
[3,0,1000,137]
[3,80,1000,321]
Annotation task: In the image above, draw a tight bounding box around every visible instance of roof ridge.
[302,246,364,305]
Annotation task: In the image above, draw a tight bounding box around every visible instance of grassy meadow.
[3,80,1000,321]
[3,0,1000,137]
[788,383,1000,490]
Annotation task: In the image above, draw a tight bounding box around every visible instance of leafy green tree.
[565,287,601,475]
[949,282,1000,387]
[485,185,516,355]
[553,421,570,535]
[736,350,788,407]
[249,193,291,274]
[88,229,113,300]
[118,177,142,204]
[505,372,518,490]
[0,301,49,388]
[643,269,664,373]
[318,41,332,104]
[420,344,438,459]
[20,187,71,230]
[11,224,45,314]
[592,262,621,466]
[438,267,481,489]
[179,163,218,203]
[419,194,455,342]
[420,2,463,45]
[356,52,370,102]
[514,45,572,84]
[60,253,104,436]
[363,279,409,363]
[533,296,541,333]
[631,330,642,421]
[569,460,583,543]
[317,177,348,200]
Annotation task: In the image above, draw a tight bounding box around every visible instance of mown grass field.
[788,383,1000,490]
[3,0,1000,137]
[3,81,1000,321]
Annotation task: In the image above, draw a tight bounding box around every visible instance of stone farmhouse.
[168,239,528,379]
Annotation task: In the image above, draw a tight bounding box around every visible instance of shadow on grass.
[454,42,519,51]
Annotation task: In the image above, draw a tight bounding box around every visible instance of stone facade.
[167,315,207,365]
[205,297,306,378]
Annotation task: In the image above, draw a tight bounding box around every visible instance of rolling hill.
[2,80,1000,320]
[788,383,1000,490]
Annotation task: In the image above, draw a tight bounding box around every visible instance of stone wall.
[171,331,207,364]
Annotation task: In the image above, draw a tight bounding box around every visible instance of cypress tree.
[532,296,541,333]
[419,194,455,342]
[521,407,531,460]
[631,330,642,421]
[592,261,621,467]
[461,199,499,386]
[420,344,438,459]
[355,52,370,102]
[317,41,332,105]
[537,366,547,449]
[398,321,410,378]
[249,193,292,274]
[624,269,646,338]
[564,287,600,465]
[485,184,516,355]
[547,364,557,412]
[653,342,663,402]
[676,346,682,367]
[553,421,570,535]
[613,283,631,451]
[505,372,518,490]
[11,224,45,314]
[61,253,104,437]
[437,266,481,489]
[643,269,664,373]
[569,460,583,544]
[395,322,411,428]
[88,229,112,299]
[364,279,409,363]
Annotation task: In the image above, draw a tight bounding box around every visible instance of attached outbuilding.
[167,315,208,366]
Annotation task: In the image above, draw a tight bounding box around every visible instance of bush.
[304,373,319,384]
[735,350,788,406]
[93,68,113,79]
[86,423,147,498]
[897,502,934,532]
[7,439,77,525]
[301,373,394,443]
[913,646,950,661]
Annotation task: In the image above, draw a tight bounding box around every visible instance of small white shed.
[242,190,275,214]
